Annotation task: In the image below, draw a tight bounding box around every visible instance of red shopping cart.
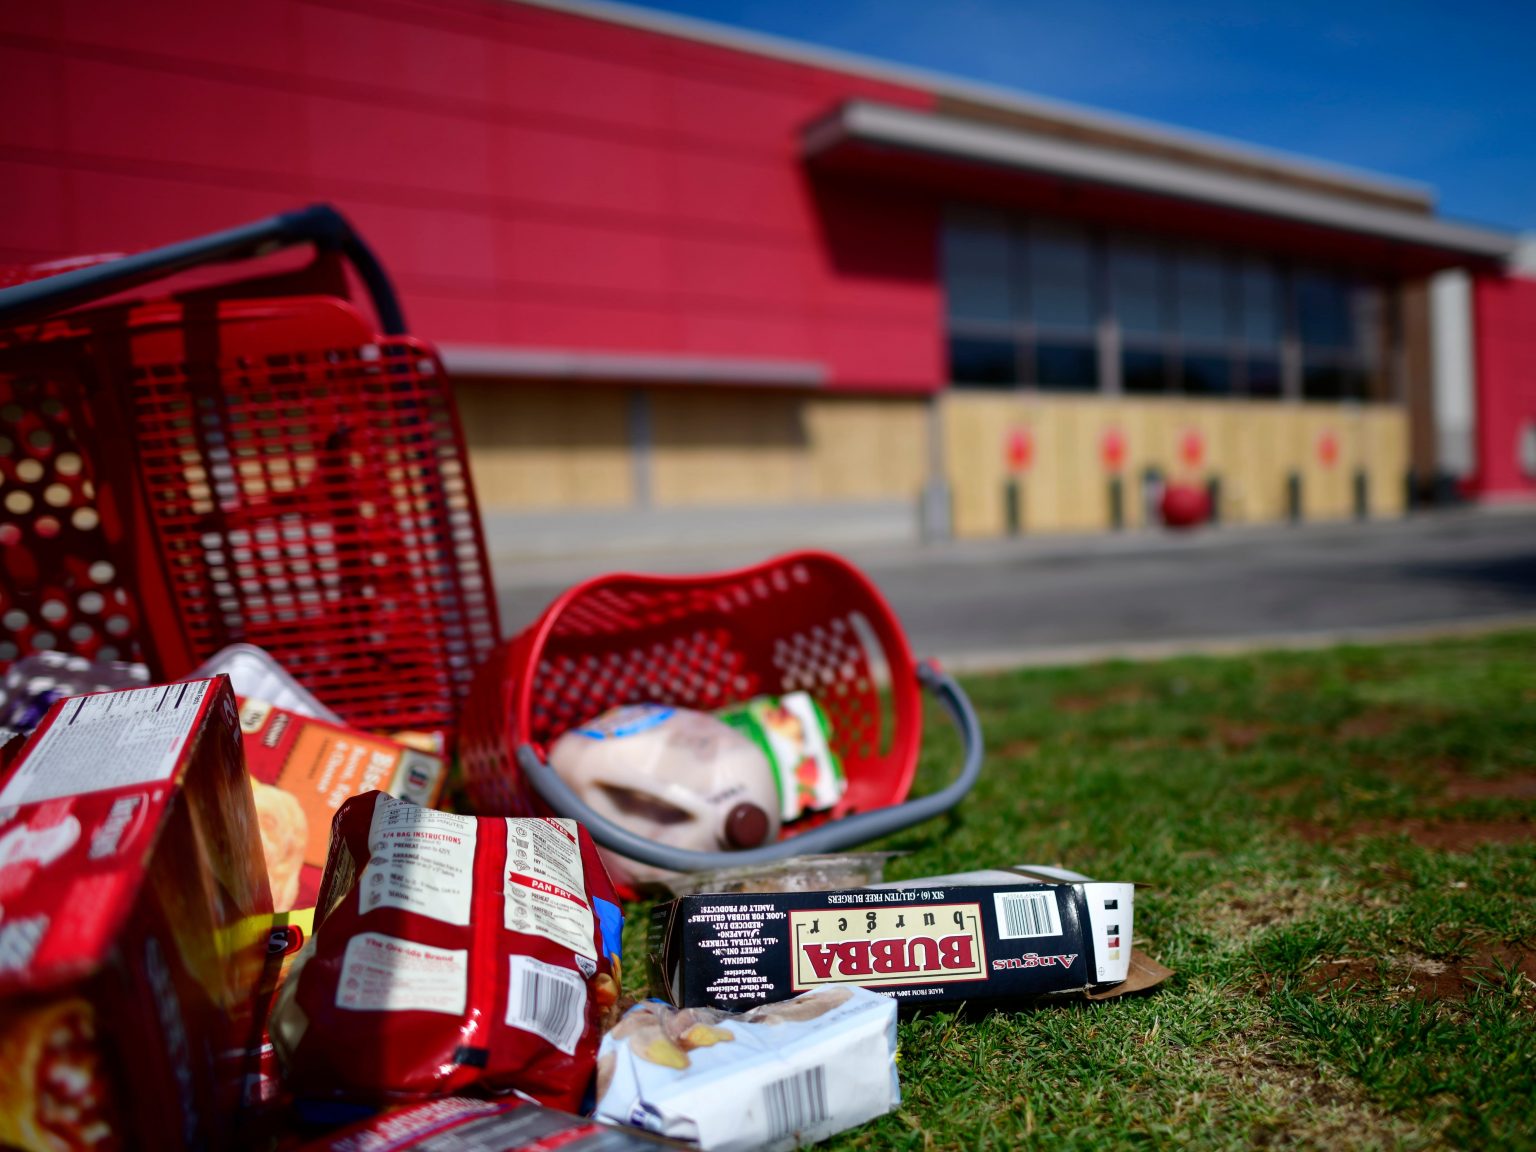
[0,206,499,735]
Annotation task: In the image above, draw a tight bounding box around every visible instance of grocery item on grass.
[229,700,449,1121]
[659,851,901,898]
[652,869,1156,1012]
[0,677,271,1152]
[272,792,624,1112]
[291,1096,680,1151]
[548,704,782,890]
[593,986,899,1152]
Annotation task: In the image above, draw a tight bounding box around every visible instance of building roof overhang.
[439,345,828,387]
[522,0,1435,213]
[804,100,1518,270]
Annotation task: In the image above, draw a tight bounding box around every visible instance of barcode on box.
[762,1065,829,1142]
[505,955,585,1054]
[994,891,1062,939]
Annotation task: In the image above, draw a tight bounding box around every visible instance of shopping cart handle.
[516,660,984,874]
[0,204,406,334]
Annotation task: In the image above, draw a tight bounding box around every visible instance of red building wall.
[1471,275,1536,497]
[0,0,943,390]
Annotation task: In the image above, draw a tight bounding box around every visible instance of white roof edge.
[439,344,829,385]
[511,0,1438,207]
[812,101,1515,260]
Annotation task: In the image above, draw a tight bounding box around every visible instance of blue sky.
[630,0,1535,233]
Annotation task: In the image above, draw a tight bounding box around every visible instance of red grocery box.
[237,698,446,914]
[290,1096,681,1151]
[0,677,272,1152]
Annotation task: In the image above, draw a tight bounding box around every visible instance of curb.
[935,612,1536,675]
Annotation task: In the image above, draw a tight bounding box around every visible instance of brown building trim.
[934,96,1435,216]
[1401,278,1437,487]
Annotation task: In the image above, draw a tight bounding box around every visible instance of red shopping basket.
[0,206,499,735]
[459,550,982,873]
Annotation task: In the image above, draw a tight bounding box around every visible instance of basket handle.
[516,660,984,873]
[0,204,406,334]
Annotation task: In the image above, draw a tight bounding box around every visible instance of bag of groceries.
[273,792,623,1112]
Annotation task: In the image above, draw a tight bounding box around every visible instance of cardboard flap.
[1084,949,1175,1000]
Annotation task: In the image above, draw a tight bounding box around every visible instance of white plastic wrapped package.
[594,986,899,1152]
[188,643,342,723]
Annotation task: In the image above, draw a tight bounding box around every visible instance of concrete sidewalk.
[488,502,1533,589]
[491,505,1536,667]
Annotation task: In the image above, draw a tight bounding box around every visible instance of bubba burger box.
[0,677,272,1152]
[651,868,1167,1011]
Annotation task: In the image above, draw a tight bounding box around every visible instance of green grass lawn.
[622,630,1536,1151]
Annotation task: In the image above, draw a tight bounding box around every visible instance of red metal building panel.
[1471,275,1536,497]
[0,0,942,391]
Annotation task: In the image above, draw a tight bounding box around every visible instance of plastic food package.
[593,987,899,1152]
[0,677,271,1152]
[0,651,150,734]
[188,643,342,723]
[717,692,845,822]
[548,705,782,889]
[660,852,901,899]
[273,792,624,1112]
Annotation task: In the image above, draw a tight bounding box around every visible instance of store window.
[1175,249,1232,395]
[1296,271,1383,400]
[943,210,1393,401]
[1239,259,1284,396]
[942,211,1098,391]
[1112,238,1171,394]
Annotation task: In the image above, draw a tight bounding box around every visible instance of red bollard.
[1159,482,1211,530]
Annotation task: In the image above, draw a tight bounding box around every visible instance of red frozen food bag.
[272,791,624,1112]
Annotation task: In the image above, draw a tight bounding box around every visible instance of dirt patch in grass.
[1441,770,1536,801]
[1109,735,1191,753]
[1214,722,1274,752]
[1289,817,1534,850]
[1302,945,1536,1003]
[1255,779,1310,801]
[1202,879,1333,941]
[994,738,1040,760]
[1264,669,1321,695]
[1335,708,1412,741]
[1204,1039,1429,1149]
[1054,685,1148,713]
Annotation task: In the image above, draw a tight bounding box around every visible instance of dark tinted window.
[1037,341,1098,391]
[1028,223,1095,330]
[950,337,1018,387]
[1182,353,1233,396]
[944,213,1014,323]
[1122,349,1169,394]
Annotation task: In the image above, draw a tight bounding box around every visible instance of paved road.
[495,508,1536,667]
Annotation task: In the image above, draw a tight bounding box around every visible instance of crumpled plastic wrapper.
[660,852,902,898]
[594,986,899,1152]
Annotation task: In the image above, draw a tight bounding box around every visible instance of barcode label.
[994,890,1062,939]
[762,1065,830,1142]
[505,955,586,1054]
